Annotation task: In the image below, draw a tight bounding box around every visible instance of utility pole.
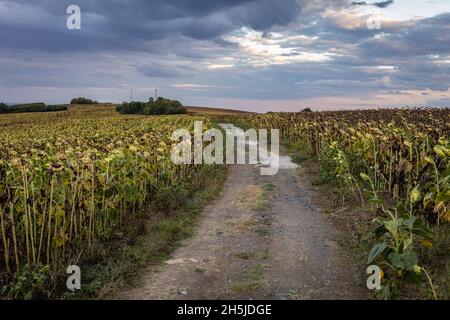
[130,88,133,102]
[155,89,158,100]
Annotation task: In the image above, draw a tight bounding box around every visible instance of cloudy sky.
[0,0,449,112]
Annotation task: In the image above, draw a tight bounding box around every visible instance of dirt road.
[118,126,367,300]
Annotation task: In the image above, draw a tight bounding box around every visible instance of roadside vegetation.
[224,108,449,299]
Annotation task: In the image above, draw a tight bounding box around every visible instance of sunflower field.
[237,108,449,222]
[0,109,215,297]
[226,108,449,298]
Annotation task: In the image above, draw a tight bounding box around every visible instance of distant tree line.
[116,97,187,115]
[0,103,7,114]
[70,97,99,104]
[0,102,67,114]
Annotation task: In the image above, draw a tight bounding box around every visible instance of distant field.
[0,104,248,128]
[185,105,250,115]
[0,104,118,128]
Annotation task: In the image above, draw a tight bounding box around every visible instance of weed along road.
[119,125,366,300]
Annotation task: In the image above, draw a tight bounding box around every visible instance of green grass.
[250,185,271,212]
[231,264,265,294]
[264,182,274,192]
[234,252,256,260]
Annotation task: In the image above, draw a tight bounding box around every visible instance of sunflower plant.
[367,188,436,299]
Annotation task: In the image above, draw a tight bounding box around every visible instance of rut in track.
[118,128,367,300]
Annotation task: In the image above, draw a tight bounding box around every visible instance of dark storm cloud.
[138,62,197,78]
[352,1,394,8]
[350,13,450,92]
[219,10,450,98]
[0,0,307,52]
[357,13,450,58]
[227,0,302,30]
